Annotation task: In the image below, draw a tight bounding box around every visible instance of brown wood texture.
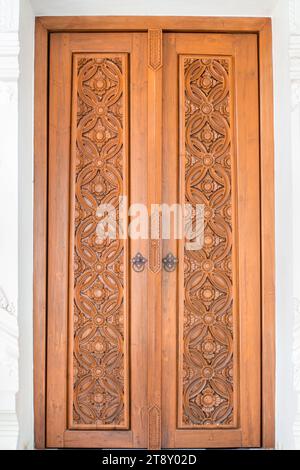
[68,52,129,430]
[147,28,163,450]
[128,33,149,449]
[47,32,148,448]
[162,33,261,448]
[260,22,276,449]
[38,16,269,32]
[33,18,48,450]
[34,17,275,450]
[47,32,71,447]
[178,53,238,429]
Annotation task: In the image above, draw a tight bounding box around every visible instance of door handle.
[131,252,148,272]
[162,252,178,272]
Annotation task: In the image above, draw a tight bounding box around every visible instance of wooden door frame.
[33,16,275,449]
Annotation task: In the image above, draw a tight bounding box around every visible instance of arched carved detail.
[148,405,161,449]
[148,29,162,71]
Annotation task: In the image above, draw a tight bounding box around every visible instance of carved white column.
[290,0,300,450]
[0,0,19,449]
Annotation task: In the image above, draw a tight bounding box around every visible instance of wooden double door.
[47,30,261,448]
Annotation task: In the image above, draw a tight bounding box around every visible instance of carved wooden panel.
[149,212,161,273]
[69,54,129,429]
[148,405,161,450]
[148,29,163,71]
[179,57,237,427]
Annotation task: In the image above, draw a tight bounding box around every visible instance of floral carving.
[181,57,235,426]
[71,56,127,427]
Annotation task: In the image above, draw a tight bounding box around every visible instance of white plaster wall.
[29,0,278,17]
[272,0,295,449]
[17,0,34,450]
[0,0,297,449]
[290,0,300,449]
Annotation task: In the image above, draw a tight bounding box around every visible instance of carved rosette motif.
[181,57,235,426]
[71,56,127,427]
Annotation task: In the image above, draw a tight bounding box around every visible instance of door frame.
[33,16,275,449]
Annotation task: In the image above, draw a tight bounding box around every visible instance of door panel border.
[33,16,275,449]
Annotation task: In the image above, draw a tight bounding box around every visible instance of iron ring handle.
[162,252,178,272]
[131,252,148,272]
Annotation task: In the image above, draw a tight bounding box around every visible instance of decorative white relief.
[292,81,300,109]
[0,81,17,103]
[290,0,297,32]
[0,0,19,32]
[0,0,19,451]
[0,0,19,82]
[0,287,15,315]
[0,310,19,450]
[293,298,300,448]
[290,34,300,108]
[0,30,19,81]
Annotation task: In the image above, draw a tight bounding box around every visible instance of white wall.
[29,0,278,16]
[0,0,298,449]
[272,0,295,449]
[290,0,300,450]
[17,0,34,450]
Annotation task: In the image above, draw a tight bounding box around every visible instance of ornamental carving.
[71,56,127,427]
[180,57,235,426]
[148,405,161,450]
[148,29,162,71]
